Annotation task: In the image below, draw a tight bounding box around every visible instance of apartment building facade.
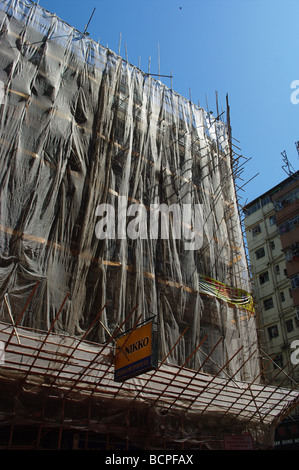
[244,173,299,388]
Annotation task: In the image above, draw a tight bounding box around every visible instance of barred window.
[267,324,278,339]
[255,247,265,260]
[264,298,274,311]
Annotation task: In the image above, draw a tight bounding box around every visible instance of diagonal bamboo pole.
[130,327,190,403]
[5,281,40,348]
[66,305,138,396]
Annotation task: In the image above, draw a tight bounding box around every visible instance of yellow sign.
[114,321,158,382]
[198,275,255,314]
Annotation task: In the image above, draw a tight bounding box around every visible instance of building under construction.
[0,0,298,451]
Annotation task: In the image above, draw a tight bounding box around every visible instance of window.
[280,291,285,302]
[291,275,299,290]
[275,189,299,211]
[267,324,279,339]
[279,216,299,235]
[269,215,276,226]
[264,297,274,311]
[269,241,275,250]
[262,195,272,206]
[285,245,299,262]
[255,247,265,260]
[273,353,283,369]
[244,201,261,216]
[259,271,269,285]
[286,319,294,333]
[275,265,280,275]
[252,224,261,236]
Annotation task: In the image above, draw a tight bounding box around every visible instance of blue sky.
[38,0,299,207]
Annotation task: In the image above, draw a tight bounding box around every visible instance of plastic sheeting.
[0,0,259,382]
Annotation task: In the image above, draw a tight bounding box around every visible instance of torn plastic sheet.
[0,0,259,383]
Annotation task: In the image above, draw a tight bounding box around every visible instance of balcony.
[286,258,299,277]
[280,225,299,251]
[292,287,299,308]
[275,200,299,225]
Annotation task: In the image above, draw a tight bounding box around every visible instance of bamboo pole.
[5,281,39,348]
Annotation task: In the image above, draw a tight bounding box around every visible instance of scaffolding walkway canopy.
[1,321,299,450]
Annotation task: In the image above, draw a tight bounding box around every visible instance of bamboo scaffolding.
[1,321,298,432]
[20,292,70,384]
[4,281,40,349]
[200,348,258,416]
[88,312,144,397]
[185,336,224,412]
[65,305,139,396]
[130,327,189,403]
[163,334,209,411]
[46,303,107,390]
[223,355,278,421]
[151,334,208,407]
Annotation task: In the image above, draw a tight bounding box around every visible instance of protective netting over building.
[0,0,298,450]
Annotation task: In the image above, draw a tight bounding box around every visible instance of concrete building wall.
[244,178,299,387]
